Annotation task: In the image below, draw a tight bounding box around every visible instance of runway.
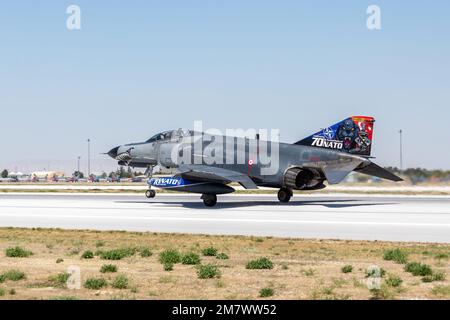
[0,193,449,243]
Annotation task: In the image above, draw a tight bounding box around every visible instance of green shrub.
[9,289,16,295]
[259,287,274,298]
[216,253,229,260]
[81,250,94,259]
[100,247,137,260]
[405,262,433,276]
[5,246,33,258]
[0,288,5,296]
[246,257,274,270]
[139,247,153,258]
[159,249,181,264]
[182,252,201,265]
[56,258,64,264]
[112,275,128,289]
[198,264,221,279]
[50,272,70,288]
[84,278,107,290]
[341,265,353,273]
[383,249,408,264]
[0,270,26,282]
[422,272,446,283]
[202,247,218,257]
[385,274,403,287]
[164,263,174,271]
[100,264,118,273]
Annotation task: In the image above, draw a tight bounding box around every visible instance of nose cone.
[107,146,120,159]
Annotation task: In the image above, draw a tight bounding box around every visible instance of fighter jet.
[107,116,402,206]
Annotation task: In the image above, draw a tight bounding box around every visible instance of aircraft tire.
[145,190,156,198]
[202,194,217,207]
[278,188,292,203]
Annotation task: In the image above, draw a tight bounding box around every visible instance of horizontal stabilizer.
[321,158,364,184]
[355,162,403,182]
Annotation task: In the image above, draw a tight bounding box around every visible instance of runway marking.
[1,213,450,228]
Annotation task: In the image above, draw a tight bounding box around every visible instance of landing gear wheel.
[201,194,217,207]
[145,189,156,198]
[278,188,292,203]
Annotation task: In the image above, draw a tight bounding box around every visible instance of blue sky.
[0,1,449,173]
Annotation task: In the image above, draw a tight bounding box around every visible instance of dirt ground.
[0,228,449,300]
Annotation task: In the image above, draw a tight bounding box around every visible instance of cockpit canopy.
[145,129,194,143]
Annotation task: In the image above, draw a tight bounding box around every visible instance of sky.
[0,1,449,174]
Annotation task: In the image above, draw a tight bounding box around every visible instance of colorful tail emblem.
[295,116,375,156]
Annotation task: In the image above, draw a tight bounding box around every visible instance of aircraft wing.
[177,164,259,189]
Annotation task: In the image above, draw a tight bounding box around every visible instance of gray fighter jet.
[107,116,402,206]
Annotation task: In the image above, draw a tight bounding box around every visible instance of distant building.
[31,171,65,181]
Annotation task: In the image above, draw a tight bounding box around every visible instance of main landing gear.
[201,194,217,207]
[277,187,293,203]
[145,165,156,199]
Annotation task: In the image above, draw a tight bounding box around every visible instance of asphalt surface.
[0,193,449,243]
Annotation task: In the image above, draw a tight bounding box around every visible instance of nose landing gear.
[145,165,156,199]
[145,189,156,198]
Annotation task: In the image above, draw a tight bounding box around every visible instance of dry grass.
[0,227,448,300]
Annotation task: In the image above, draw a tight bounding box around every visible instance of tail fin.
[295,116,375,156]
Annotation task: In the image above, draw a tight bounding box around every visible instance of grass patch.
[246,257,274,270]
[405,262,433,277]
[383,248,408,264]
[84,278,107,290]
[81,250,94,259]
[341,265,353,273]
[422,272,446,283]
[181,252,201,265]
[385,274,403,287]
[56,258,64,264]
[164,263,174,271]
[0,288,5,296]
[5,246,33,258]
[112,275,129,289]
[202,247,218,257]
[431,285,450,297]
[259,287,274,298]
[139,247,153,258]
[366,267,386,278]
[159,249,181,264]
[0,270,26,282]
[100,247,137,260]
[198,264,221,279]
[216,253,229,260]
[100,264,118,273]
[48,272,70,288]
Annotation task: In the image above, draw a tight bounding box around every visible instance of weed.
[383,249,408,264]
[5,246,33,258]
[259,287,274,297]
[246,257,274,270]
[198,264,221,279]
[341,265,353,273]
[216,253,229,260]
[159,249,181,264]
[405,262,433,276]
[182,252,201,265]
[100,264,118,273]
[202,247,218,257]
[112,275,128,289]
[84,278,107,290]
[81,250,94,259]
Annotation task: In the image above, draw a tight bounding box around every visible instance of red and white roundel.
[248,159,254,166]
